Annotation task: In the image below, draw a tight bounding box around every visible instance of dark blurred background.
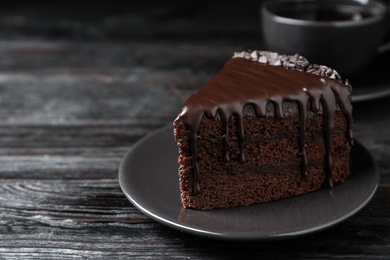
[0,1,268,44]
[1,0,390,47]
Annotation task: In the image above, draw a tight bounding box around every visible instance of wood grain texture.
[0,179,389,259]
[0,0,389,258]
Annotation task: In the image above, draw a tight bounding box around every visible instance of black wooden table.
[0,1,389,259]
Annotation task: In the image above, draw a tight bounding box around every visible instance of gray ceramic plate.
[118,124,379,241]
[352,83,390,102]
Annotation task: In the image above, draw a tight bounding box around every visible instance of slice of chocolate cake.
[173,50,353,210]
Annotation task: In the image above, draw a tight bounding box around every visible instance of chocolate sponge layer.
[174,102,351,210]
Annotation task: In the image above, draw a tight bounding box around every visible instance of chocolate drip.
[176,51,353,194]
[298,98,308,177]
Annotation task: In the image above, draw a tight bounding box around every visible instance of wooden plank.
[0,69,199,125]
[0,156,120,179]
[0,40,235,70]
[0,124,158,148]
[0,179,388,259]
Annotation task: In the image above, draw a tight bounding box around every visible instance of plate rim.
[352,83,390,103]
[119,124,380,241]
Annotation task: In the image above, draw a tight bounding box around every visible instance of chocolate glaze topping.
[176,50,353,194]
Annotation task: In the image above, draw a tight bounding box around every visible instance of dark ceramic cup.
[261,0,390,77]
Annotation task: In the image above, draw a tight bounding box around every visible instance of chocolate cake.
[173,50,353,210]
